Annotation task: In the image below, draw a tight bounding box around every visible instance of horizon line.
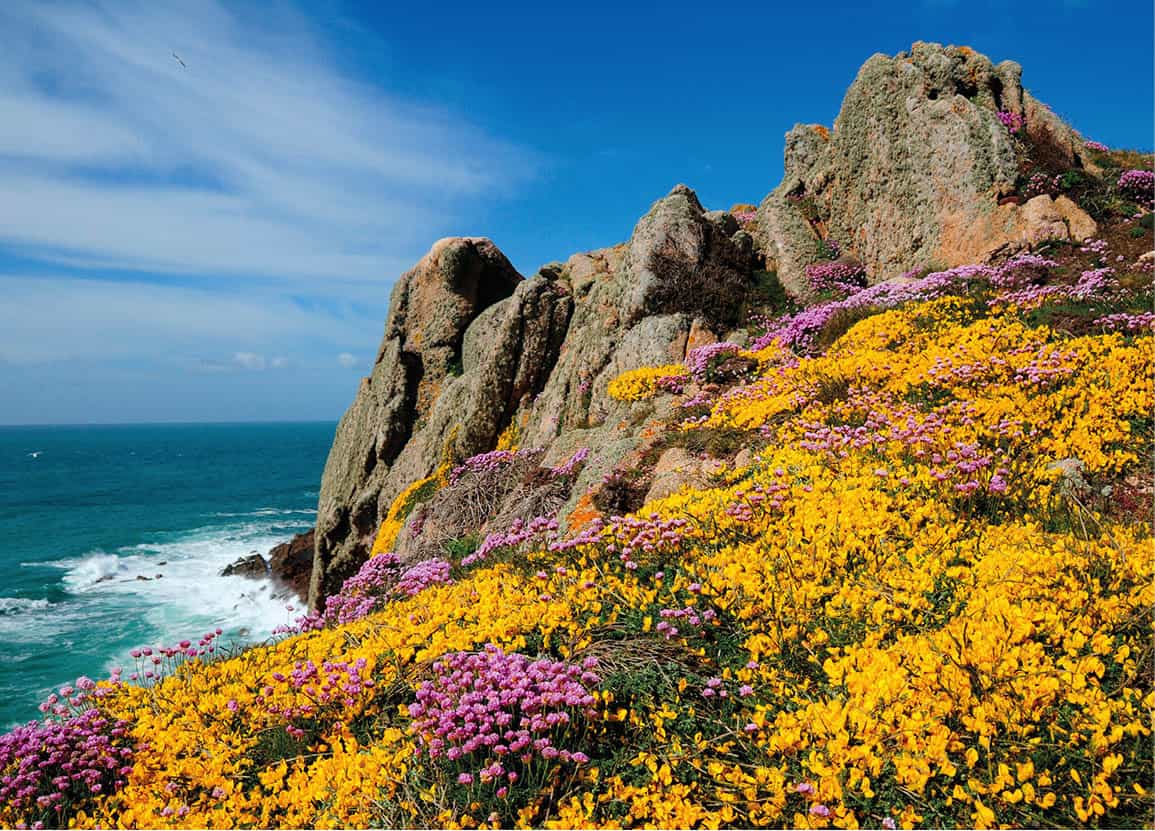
[0,418,339,429]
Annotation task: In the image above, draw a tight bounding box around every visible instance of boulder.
[309,185,757,609]
[1019,194,1098,245]
[267,530,315,603]
[221,553,268,580]
[522,185,756,449]
[643,448,726,503]
[755,42,1090,292]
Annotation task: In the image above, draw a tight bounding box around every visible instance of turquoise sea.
[0,422,334,727]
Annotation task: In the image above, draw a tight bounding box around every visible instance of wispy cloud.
[0,275,372,364]
[0,0,538,282]
[336,353,359,368]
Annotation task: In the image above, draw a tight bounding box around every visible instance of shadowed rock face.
[311,238,523,604]
[756,42,1093,293]
[308,186,758,609]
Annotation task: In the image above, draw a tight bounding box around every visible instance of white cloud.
[0,0,538,282]
[0,275,374,364]
[270,357,289,369]
[337,353,359,368]
[233,352,266,371]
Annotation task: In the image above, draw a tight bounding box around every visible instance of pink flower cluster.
[655,606,717,640]
[753,263,991,353]
[987,256,1122,309]
[550,447,589,479]
[1118,169,1154,205]
[310,553,402,628]
[1079,238,1109,260]
[724,478,790,522]
[796,389,1016,496]
[601,512,691,570]
[989,253,1058,289]
[266,658,373,738]
[293,552,456,631]
[996,110,1024,133]
[450,448,543,484]
[1012,348,1079,387]
[1069,267,1119,300]
[37,673,122,720]
[464,516,559,567]
[394,558,454,597]
[1024,172,1061,198]
[1095,312,1155,332]
[686,342,743,383]
[928,441,1006,495]
[450,450,517,484]
[1084,140,1109,152]
[126,630,224,684]
[0,709,135,825]
[407,646,598,786]
[655,372,689,394]
[804,260,867,295]
[732,210,756,228]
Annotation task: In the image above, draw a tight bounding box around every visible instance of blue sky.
[1,0,1151,425]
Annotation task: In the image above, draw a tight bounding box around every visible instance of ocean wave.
[61,552,124,591]
[49,528,296,645]
[209,508,316,518]
[0,597,51,615]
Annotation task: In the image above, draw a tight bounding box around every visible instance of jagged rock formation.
[310,186,757,608]
[756,41,1096,292]
[221,530,315,602]
[312,238,524,602]
[221,554,268,580]
[266,530,315,603]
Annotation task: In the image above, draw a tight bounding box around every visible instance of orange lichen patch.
[639,424,663,441]
[812,124,830,141]
[565,491,601,530]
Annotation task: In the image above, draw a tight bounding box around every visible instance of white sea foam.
[0,596,51,614]
[61,552,124,591]
[0,596,87,644]
[210,508,316,518]
[44,516,308,653]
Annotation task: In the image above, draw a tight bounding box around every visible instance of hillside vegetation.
[4,227,1152,830]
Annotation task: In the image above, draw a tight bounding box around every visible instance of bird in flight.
[172,51,187,69]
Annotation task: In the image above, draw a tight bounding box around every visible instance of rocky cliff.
[311,185,758,605]
[310,41,1107,609]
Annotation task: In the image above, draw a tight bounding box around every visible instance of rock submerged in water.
[221,554,269,580]
[220,530,314,604]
